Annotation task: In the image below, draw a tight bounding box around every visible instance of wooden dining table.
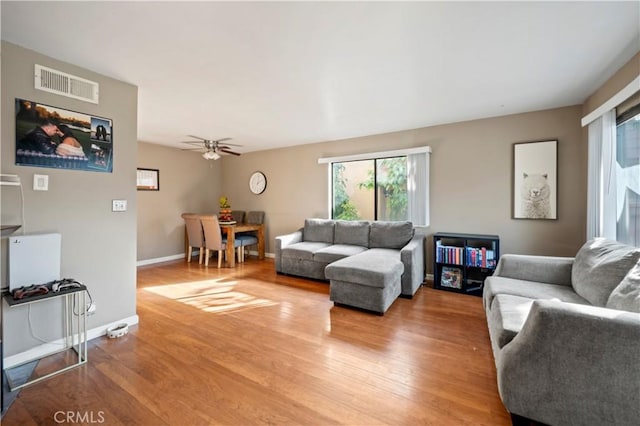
[184,219,265,267]
[220,222,265,267]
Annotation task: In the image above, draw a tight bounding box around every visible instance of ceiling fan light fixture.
[202,151,220,160]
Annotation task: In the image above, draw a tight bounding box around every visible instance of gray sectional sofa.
[275,219,425,313]
[484,238,640,426]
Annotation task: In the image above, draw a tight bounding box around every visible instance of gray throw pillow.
[334,220,370,247]
[572,238,640,307]
[606,260,640,313]
[304,218,335,243]
[369,221,414,249]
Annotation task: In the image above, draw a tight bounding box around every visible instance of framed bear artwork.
[512,140,558,220]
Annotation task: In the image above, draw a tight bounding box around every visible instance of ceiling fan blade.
[186,135,208,141]
[215,139,243,147]
[182,136,242,156]
[186,136,235,143]
[213,138,242,146]
[180,147,205,151]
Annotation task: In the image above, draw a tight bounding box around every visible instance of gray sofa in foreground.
[484,238,640,426]
[275,219,425,313]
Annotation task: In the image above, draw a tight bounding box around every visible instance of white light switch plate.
[112,199,127,212]
[33,174,49,191]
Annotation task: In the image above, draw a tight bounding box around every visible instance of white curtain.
[587,109,616,240]
[587,116,602,240]
[407,152,429,226]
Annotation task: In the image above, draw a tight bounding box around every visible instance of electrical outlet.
[112,199,127,212]
[87,303,96,315]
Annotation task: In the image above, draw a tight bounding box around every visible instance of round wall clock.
[249,171,267,194]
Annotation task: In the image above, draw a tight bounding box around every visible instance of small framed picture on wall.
[512,140,557,220]
[137,168,159,191]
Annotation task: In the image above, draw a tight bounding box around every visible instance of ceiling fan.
[180,135,242,160]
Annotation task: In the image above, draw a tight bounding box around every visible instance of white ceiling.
[2,1,639,154]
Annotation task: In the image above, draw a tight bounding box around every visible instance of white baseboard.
[3,314,139,369]
[426,273,434,281]
[137,253,185,266]
[138,250,275,267]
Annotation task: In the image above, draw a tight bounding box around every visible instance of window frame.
[614,104,640,246]
[583,77,640,247]
[319,146,431,225]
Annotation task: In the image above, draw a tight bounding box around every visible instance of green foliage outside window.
[332,163,361,220]
[358,157,408,221]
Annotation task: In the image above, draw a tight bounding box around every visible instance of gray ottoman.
[325,249,404,314]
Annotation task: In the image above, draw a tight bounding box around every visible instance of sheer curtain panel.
[587,109,617,240]
[407,152,429,226]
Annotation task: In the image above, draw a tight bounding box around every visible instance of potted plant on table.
[219,196,233,222]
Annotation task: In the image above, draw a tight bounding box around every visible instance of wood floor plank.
[3,258,510,425]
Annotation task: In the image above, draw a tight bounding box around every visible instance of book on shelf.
[435,241,464,265]
[465,246,497,268]
[440,266,462,289]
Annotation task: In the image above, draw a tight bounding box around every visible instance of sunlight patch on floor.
[143,279,277,314]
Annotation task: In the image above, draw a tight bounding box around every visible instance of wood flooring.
[3,258,510,425]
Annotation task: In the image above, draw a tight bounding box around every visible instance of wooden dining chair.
[237,211,265,261]
[200,214,242,267]
[181,213,205,264]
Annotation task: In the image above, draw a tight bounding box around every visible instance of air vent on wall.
[34,64,99,104]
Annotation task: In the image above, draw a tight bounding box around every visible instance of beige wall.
[136,142,221,261]
[221,105,586,273]
[583,51,640,117]
[1,42,138,355]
